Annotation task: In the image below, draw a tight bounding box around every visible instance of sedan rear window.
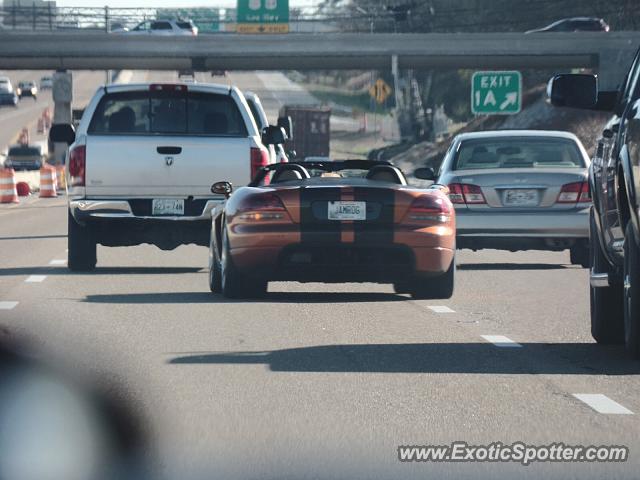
[453,137,584,170]
[177,21,194,30]
[88,90,248,137]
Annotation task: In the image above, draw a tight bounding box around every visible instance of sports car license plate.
[327,201,366,220]
[503,189,539,207]
[152,199,184,216]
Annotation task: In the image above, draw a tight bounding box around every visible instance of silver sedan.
[435,130,591,266]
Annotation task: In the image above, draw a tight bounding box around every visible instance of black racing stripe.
[354,187,395,245]
[300,186,342,245]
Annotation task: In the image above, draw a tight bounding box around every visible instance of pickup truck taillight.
[250,147,269,181]
[558,181,590,204]
[68,145,86,187]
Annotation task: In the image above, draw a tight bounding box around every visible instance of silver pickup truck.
[50,82,286,271]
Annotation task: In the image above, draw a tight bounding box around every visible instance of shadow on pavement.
[0,266,203,276]
[458,263,573,271]
[0,234,67,241]
[83,291,405,304]
[168,343,640,375]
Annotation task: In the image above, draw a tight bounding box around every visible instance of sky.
[55,0,319,7]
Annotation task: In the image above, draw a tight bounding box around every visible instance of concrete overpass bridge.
[0,32,638,89]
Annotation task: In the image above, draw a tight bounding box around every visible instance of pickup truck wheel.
[393,281,410,294]
[570,242,590,268]
[623,223,640,358]
[220,225,266,299]
[67,210,96,271]
[208,233,222,293]
[409,259,455,300]
[590,210,623,344]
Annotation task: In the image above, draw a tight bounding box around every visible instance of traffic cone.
[0,168,19,203]
[16,181,30,197]
[18,127,29,145]
[39,165,57,198]
[55,165,66,190]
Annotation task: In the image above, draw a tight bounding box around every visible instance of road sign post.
[471,71,521,115]
[237,0,289,34]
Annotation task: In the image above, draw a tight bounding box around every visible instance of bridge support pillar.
[52,71,73,166]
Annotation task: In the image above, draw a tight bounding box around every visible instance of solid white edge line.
[481,335,522,348]
[573,394,634,415]
[428,305,456,313]
[25,275,47,283]
[49,259,66,265]
[0,301,18,310]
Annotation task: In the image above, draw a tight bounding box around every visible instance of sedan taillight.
[558,181,590,204]
[68,145,86,187]
[448,183,486,204]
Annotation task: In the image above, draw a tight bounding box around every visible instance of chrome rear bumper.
[69,198,224,222]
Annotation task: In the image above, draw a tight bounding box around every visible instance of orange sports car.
[208,160,456,299]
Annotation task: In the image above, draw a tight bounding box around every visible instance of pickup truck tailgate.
[85,135,250,197]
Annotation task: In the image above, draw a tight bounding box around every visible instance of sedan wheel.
[623,223,640,358]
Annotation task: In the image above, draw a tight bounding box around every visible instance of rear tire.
[208,229,222,293]
[590,209,624,344]
[409,259,455,300]
[220,224,267,299]
[623,223,640,358]
[67,210,96,271]
[570,242,590,268]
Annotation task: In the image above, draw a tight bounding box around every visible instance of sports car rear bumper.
[229,243,454,282]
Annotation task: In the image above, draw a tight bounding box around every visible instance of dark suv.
[548,48,640,358]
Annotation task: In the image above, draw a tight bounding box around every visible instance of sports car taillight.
[405,194,451,223]
[236,193,288,221]
[448,183,486,204]
[558,181,591,204]
[68,145,86,187]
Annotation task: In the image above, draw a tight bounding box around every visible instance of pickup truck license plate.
[503,189,539,207]
[327,201,366,220]
[152,199,185,216]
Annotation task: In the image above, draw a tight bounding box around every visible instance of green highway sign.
[471,71,522,115]
[237,0,289,34]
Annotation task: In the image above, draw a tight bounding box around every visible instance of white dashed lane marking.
[428,306,455,313]
[49,259,66,265]
[573,394,634,415]
[481,335,522,348]
[25,275,47,283]
[0,301,18,310]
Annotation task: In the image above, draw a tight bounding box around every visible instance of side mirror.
[277,115,293,140]
[211,181,233,198]
[49,123,75,145]
[262,125,287,146]
[547,74,597,109]
[414,167,436,181]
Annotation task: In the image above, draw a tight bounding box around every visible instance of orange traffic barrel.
[16,181,30,197]
[0,168,19,203]
[55,165,66,190]
[39,165,57,198]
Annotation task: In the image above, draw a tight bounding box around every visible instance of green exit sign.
[237,0,289,33]
[471,71,522,115]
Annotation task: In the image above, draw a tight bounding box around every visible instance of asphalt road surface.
[1,71,639,479]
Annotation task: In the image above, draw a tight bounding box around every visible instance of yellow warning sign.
[369,78,393,105]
